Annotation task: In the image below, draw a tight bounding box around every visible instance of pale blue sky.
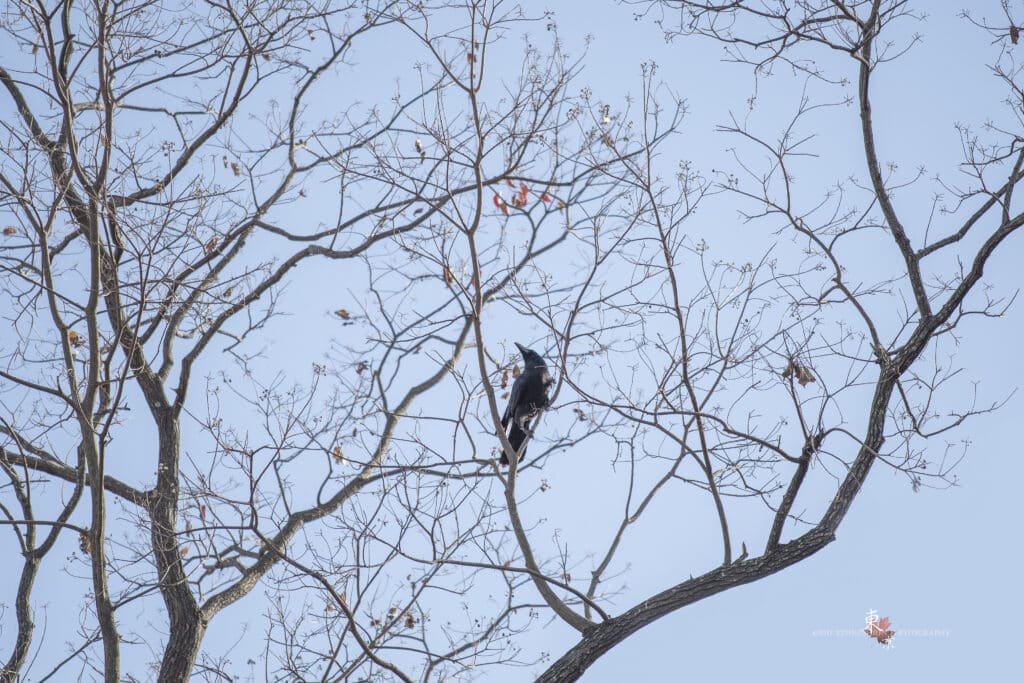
[506,3,1024,680]
[1,2,1022,681]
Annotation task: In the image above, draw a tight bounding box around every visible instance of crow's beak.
[514,342,528,356]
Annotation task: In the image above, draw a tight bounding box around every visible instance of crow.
[500,342,553,466]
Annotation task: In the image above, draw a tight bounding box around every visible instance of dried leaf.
[356,360,369,375]
[325,602,335,612]
[404,613,415,628]
[79,531,91,555]
[3,226,16,235]
[199,504,207,522]
[443,266,455,285]
[230,161,240,176]
[501,391,509,399]
[31,43,39,55]
[180,546,190,557]
[204,237,219,255]
[795,365,816,386]
[261,52,271,61]
[335,309,351,320]
[1012,25,1020,44]
[540,192,551,203]
[573,407,586,422]
[512,364,521,379]
[782,359,816,386]
[68,330,86,348]
[500,369,509,389]
[223,287,234,298]
[332,446,345,464]
[467,52,476,64]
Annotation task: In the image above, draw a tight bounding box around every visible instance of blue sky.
[1,2,1022,680]
[504,3,1024,680]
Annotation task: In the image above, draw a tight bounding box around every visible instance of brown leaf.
[180,546,190,557]
[1012,25,1020,44]
[332,446,345,464]
[261,52,271,61]
[222,287,234,298]
[199,504,207,522]
[501,391,509,399]
[356,360,369,375]
[3,226,16,235]
[79,531,91,555]
[404,613,415,628]
[795,365,816,386]
[68,330,86,348]
[467,52,476,64]
[500,369,509,389]
[325,602,335,612]
[493,193,509,215]
[782,359,816,386]
[573,407,587,422]
[31,43,39,55]
[335,309,351,320]
[230,161,240,176]
[443,266,455,285]
[512,365,521,379]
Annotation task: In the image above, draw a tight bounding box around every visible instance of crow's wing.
[501,374,524,429]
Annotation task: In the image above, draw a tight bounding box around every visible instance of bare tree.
[0,0,1019,681]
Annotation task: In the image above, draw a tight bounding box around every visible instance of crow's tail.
[500,421,529,466]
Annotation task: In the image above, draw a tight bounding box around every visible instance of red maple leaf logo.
[865,616,895,646]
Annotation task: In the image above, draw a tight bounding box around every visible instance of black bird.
[500,343,553,466]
